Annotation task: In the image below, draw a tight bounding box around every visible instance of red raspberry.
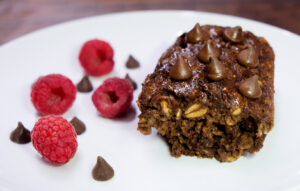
[79,39,114,76]
[92,77,133,118]
[31,74,76,115]
[31,115,78,165]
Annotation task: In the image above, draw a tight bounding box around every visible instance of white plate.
[0,10,299,191]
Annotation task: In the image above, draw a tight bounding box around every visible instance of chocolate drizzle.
[92,156,114,181]
[187,23,203,44]
[237,45,259,68]
[170,55,193,80]
[10,122,31,144]
[239,75,262,98]
[207,57,226,81]
[197,40,220,63]
[223,26,243,43]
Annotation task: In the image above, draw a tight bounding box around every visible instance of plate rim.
[0,9,299,49]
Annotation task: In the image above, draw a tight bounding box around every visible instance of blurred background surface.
[0,0,299,45]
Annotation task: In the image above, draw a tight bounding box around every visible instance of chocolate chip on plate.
[126,55,140,69]
[92,156,114,181]
[237,45,259,68]
[207,57,226,81]
[77,75,93,92]
[125,73,137,90]
[197,40,220,63]
[223,26,243,43]
[239,75,262,99]
[187,23,203,44]
[10,122,31,144]
[170,55,193,80]
[70,117,86,135]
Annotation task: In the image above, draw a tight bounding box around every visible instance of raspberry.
[31,115,78,165]
[31,74,76,115]
[79,39,114,76]
[92,77,133,118]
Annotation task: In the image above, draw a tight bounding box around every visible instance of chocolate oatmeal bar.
[137,24,274,162]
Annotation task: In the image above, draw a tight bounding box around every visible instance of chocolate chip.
[10,122,31,144]
[70,117,86,135]
[125,55,140,69]
[239,75,262,99]
[223,26,243,43]
[77,75,93,92]
[125,73,137,90]
[92,156,114,181]
[237,45,259,68]
[178,33,187,48]
[170,55,193,80]
[197,40,220,63]
[187,23,203,44]
[207,57,226,81]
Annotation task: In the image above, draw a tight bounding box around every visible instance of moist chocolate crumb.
[10,122,31,144]
[92,156,114,181]
[70,117,86,135]
[77,75,93,92]
[125,73,137,90]
[125,55,140,69]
